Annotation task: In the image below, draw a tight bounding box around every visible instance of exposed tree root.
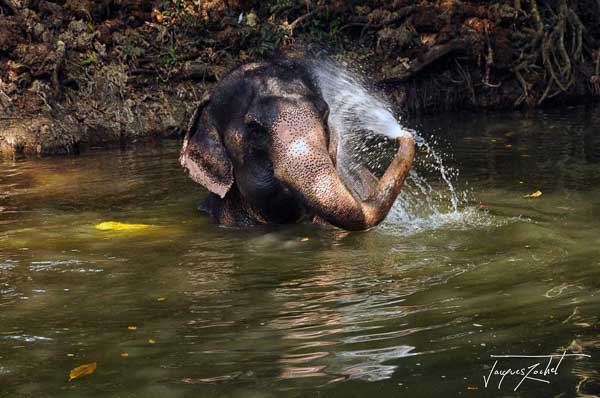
[375,0,597,109]
[378,38,469,84]
[509,0,591,105]
[52,41,66,98]
[339,6,417,32]
[592,50,600,95]
[529,0,544,34]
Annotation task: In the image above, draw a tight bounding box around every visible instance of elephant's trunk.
[362,135,415,227]
[270,105,415,231]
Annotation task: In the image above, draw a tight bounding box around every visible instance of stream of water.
[1,104,600,397]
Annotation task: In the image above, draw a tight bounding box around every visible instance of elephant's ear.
[180,93,234,198]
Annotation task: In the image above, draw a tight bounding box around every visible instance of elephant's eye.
[246,120,259,130]
[245,120,270,150]
[246,120,266,137]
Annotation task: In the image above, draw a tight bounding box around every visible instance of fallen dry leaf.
[524,190,542,198]
[152,9,164,23]
[300,237,310,242]
[69,362,97,381]
[120,352,129,358]
[128,325,137,331]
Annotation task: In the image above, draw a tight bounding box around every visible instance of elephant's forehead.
[261,76,311,98]
[274,102,320,130]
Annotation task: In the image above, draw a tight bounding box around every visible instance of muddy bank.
[1,0,599,156]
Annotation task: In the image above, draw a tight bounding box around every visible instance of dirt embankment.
[1,0,599,157]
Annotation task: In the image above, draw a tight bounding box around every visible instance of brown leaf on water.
[120,352,129,357]
[128,325,137,331]
[467,386,479,390]
[524,190,542,198]
[68,362,97,381]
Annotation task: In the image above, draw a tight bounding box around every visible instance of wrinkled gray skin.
[180,58,415,231]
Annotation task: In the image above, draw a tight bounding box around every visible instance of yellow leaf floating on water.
[148,339,156,344]
[68,362,97,381]
[524,190,543,198]
[157,297,166,302]
[95,221,151,231]
[300,237,310,242]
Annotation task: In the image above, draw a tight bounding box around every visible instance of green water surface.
[1,105,600,397]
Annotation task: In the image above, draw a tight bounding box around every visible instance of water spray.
[309,58,471,233]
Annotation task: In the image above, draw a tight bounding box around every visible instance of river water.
[1,105,599,397]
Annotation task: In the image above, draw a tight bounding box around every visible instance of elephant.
[180,57,415,231]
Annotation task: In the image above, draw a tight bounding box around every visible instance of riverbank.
[1,0,599,156]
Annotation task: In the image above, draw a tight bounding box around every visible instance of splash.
[310,59,481,234]
[311,59,412,140]
[382,144,489,236]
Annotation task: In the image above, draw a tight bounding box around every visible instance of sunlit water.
[1,105,600,397]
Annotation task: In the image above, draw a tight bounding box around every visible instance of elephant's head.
[181,60,415,231]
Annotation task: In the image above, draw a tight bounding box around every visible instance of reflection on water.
[1,105,600,397]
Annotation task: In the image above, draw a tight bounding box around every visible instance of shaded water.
[1,105,600,397]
